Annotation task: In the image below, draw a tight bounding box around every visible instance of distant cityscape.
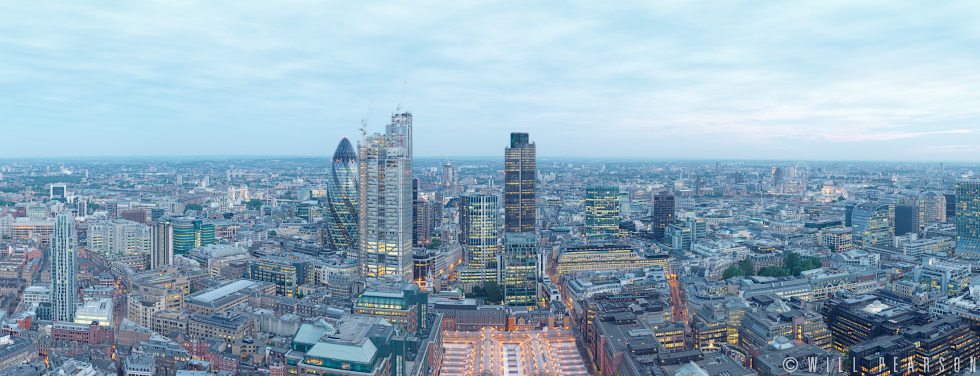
[0,108,978,376]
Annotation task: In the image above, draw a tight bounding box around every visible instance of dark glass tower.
[956,180,980,258]
[505,132,535,233]
[653,191,675,241]
[327,137,359,251]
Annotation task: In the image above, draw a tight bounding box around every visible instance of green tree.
[723,264,745,279]
[739,258,755,276]
[246,199,263,210]
[485,281,503,303]
[184,203,204,213]
[427,239,442,249]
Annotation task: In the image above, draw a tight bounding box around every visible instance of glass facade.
[852,202,894,247]
[327,137,358,251]
[504,132,535,233]
[585,185,620,240]
[957,180,980,258]
[172,217,215,255]
[359,112,413,280]
[51,212,76,322]
[460,193,498,282]
[502,232,537,306]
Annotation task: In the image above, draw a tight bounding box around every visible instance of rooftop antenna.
[398,67,407,112]
[361,100,372,139]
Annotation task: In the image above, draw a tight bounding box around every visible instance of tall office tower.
[502,232,538,306]
[918,191,947,226]
[956,180,980,258]
[171,217,215,255]
[359,112,414,280]
[51,212,76,322]
[946,193,957,221]
[894,205,919,236]
[326,137,359,250]
[585,185,620,240]
[459,194,499,282]
[412,178,420,246]
[150,222,174,270]
[852,202,895,247]
[442,162,458,190]
[652,191,675,241]
[74,198,88,217]
[504,132,535,233]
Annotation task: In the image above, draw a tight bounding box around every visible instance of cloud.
[0,1,978,161]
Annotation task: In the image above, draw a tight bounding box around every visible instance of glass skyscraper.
[502,232,538,306]
[359,112,413,280]
[585,185,620,240]
[51,211,76,322]
[956,180,980,258]
[504,132,535,233]
[327,137,358,251]
[852,202,894,247]
[653,191,675,241]
[460,193,499,282]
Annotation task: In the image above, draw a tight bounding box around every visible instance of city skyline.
[2,2,979,161]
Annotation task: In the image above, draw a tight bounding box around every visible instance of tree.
[723,264,745,279]
[246,199,263,210]
[184,203,203,213]
[485,281,503,303]
[739,258,755,276]
[427,239,442,249]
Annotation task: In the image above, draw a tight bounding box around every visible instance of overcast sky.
[2,1,979,161]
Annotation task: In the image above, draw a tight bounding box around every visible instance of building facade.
[51,211,76,322]
[504,132,535,233]
[501,232,538,306]
[956,180,980,258]
[327,137,359,251]
[359,112,414,280]
[852,202,894,247]
[459,193,498,283]
[585,185,620,240]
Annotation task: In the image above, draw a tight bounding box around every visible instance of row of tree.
[722,251,822,279]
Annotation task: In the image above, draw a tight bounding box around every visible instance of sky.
[1,1,979,161]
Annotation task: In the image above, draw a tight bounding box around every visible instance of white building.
[88,219,152,257]
[74,298,113,327]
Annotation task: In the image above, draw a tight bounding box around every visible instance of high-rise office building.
[501,232,537,306]
[504,132,535,233]
[359,112,414,280]
[893,205,918,236]
[585,185,620,240]
[412,178,420,246]
[171,217,215,255]
[652,191,675,241]
[50,183,67,202]
[852,202,894,247]
[151,221,174,270]
[326,137,359,251]
[946,192,957,221]
[956,180,980,258]
[918,191,947,226]
[51,211,76,322]
[460,194,499,282]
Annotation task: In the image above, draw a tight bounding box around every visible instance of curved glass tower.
[328,137,359,250]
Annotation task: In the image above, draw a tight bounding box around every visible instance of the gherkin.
[327,138,358,250]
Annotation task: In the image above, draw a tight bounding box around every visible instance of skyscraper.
[956,180,980,258]
[918,191,947,227]
[359,112,414,280]
[502,232,538,306]
[852,202,894,247]
[585,185,620,240]
[151,221,174,270]
[327,137,359,251]
[504,132,535,233]
[459,193,499,282]
[653,191,675,241]
[51,211,76,322]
